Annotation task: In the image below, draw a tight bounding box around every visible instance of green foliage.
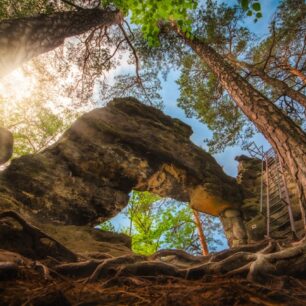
[247,0,306,127]
[177,55,255,153]
[0,96,67,156]
[250,0,305,66]
[174,0,304,152]
[173,2,256,153]
[100,0,262,45]
[102,0,197,45]
[124,191,161,255]
[96,221,116,231]
[0,56,95,158]
[105,191,225,256]
[239,0,262,21]
[193,1,252,55]
[0,0,56,20]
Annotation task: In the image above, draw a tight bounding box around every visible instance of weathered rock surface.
[0,127,13,165]
[0,98,241,230]
[235,155,304,243]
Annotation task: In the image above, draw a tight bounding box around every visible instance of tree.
[0,55,97,157]
[102,191,224,256]
[0,7,121,78]
[192,210,209,255]
[176,0,305,152]
[171,24,306,220]
[108,0,306,220]
[0,0,263,78]
[95,220,115,231]
[252,0,306,86]
[228,0,306,108]
[111,0,306,222]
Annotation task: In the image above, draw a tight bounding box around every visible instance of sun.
[0,68,37,104]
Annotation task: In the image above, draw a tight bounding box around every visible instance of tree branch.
[60,0,83,10]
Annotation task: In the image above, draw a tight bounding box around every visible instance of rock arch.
[0,98,247,247]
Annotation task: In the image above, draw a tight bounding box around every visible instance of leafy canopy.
[102,0,261,45]
[102,0,197,44]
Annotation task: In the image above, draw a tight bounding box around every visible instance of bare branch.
[60,0,83,10]
[118,23,141,83]
[118,23,154,105]
[263,21,277,71]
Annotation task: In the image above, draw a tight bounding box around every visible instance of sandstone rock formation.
[0,127,13,165]
[235,155,304,242]
[0,97,247,247]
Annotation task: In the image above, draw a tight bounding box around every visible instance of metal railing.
[246,142,296,239]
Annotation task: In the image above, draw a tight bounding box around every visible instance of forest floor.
[1,212,306,305]
[2,268,306,305]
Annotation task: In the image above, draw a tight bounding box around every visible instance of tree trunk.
[173,27,306,225]
[192,210,209,255]
[227,57,306,109]
[0,9,121,78]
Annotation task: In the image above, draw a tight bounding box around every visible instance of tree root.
[1,233,306,305]
[55,260,102,278]
[150,249,208,264]
[80,239,306,287]
[117,261,184,278]
[86,254,146,283]
[1,214,306,303]
[0,261,18,280]
[208,240,269,262]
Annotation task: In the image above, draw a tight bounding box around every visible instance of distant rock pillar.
[220,208,248,247]
[0,127,13,165]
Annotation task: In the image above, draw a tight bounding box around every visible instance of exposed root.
[86,254,146,283]
[186,252,256,280]
[0,261,18,280]
[33,261,51,280]
[55,260,102,278]
[209,240,269,262]
[150,249,208,264]
[116,261,184,278]
[1,219,306,305]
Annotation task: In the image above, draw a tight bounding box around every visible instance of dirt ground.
[1,266,306,306]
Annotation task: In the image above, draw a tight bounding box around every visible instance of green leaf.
[252,2,261,12]
[241,0,249,11]
[247,10,253,16]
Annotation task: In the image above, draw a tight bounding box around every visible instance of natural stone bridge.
[0,98,249,247]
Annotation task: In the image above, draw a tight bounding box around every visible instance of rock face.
[235,155,304,242]
[1,97,303,250]
[0,127,13,165]
[0,98,242,230]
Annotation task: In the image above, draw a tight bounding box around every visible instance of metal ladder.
[247,142,297,239]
